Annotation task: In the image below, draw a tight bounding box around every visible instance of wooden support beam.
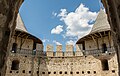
[24,35,29,41]
[17,32,21,37]
[87,36,92,39]
[15,32,21,43]
[91,35,99,49]
[99,32,103,38]
[20,35,29,49]
[99,32,104,43]
[21,33,26,38]
[91,35,96,43]
[108,31,111,47]
[94,33,99,38]
[104,31,106,36]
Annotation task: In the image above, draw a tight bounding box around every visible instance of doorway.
[12,43,17,53]
[102,43,107,53]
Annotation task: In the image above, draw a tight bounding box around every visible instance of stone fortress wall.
[5,42,118,76]
[5,8,118,76]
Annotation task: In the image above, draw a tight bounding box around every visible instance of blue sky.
[19,0,102,51]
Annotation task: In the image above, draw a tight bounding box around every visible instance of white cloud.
[52,12,57,16]
[58,9,67,20]
[42,39,49,43]
[51,25,63,34]
[58,3,98,39]
[53,40,62,45]
[66,40,76,45]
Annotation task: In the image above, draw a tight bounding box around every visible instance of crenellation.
[56,45,63,57]
[65,45,74,57]
[36,44,43,51]
[46,44,54,57]
[45,44,84,57]
[75,44,83,56]
[66,45,74,51]
[36,44,43,56]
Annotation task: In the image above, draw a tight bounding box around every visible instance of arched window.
[102,43,107,53]
[12,43,17,53]
[11,60,20,70]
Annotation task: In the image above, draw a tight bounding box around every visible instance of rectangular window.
[82,41,85,50]
[101,59,109,70]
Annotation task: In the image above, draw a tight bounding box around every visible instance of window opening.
[12,43,17,53]
[23,70,25,73]
[101,59,109,70]
[11,60,19,70]
[48,72,51,74]
[59,71,62,74]
[102,43,107,53]
[54,72,56,74]
[70,71,73,74]
[65,71,67,74]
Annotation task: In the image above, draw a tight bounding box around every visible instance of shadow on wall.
[38,56,49,76]
[35,44,49,76]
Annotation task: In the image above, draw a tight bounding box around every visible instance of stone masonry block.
[65,45,74,57]
[56,45,62,51]
[46,44,53,51]
[36,44,43,56]
[75,44,83,56]
[46,44,53,57]
[56,45,63,57]
[66,45,74,51]
[36,44,43,51]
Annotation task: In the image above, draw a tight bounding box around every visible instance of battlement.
[44,45,115,57]
[45,44,83,57]
[10,43,115,57]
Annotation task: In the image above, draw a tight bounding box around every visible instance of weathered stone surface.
[0,14,7,27]
[0,0,23,76]
[102,0,120,75]
[5,54,118,76]
[46,45,53,57]
[56,45,63,57]
[75,44,83,56]
[64,45,73,57]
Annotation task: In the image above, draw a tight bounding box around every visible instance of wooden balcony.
[83,47,116,59]
[84,47,115,55]
[10,47,116,58]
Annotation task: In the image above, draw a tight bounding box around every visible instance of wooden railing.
[10,47,115,57]
[83,47,115,55]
